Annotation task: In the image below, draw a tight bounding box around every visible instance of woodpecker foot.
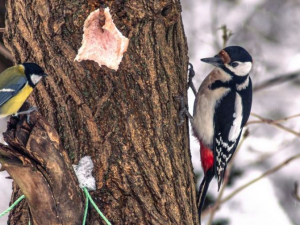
[13,106,38,124]
[188,63,197,96]
[176,95,193,126]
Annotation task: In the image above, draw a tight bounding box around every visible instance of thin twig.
[218,25,233,48]
[247,113,300,137]
[220,153,300,204]
[203,145,300,219]
[206,162,230,225]
[0,28,5,32]
[248,138,296,167]
[248,113,300,125]
[269,123,300,137]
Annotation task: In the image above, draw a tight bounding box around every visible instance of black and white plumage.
[189,46,253,224]
[212,74,252,187]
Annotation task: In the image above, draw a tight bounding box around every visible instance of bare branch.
[268,123,300,137]
[248,113,300,125]
[247,113,300,137]
[253,71,300,92]
[218,25,233,48]
[206,161,230,225]
[0,28,5,32]
[203,140,300,220]
[220,153,300,204]
[0,43,13,61]
[204,131,248,223]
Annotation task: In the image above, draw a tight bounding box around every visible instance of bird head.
[201,46,253,77]
[23,63,48,87]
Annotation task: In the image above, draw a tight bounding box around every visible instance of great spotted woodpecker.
[181,46,253,224]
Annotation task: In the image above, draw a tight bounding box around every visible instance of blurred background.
[0,0,300,224]
[182,0,300,224]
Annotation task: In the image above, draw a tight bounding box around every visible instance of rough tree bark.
[3,0,198,224]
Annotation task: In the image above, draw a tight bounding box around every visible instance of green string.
[83,187,111,225]
[82,188,89,225]
[0,194,30,225]
[0,195,25,218]
[0,188,111,225]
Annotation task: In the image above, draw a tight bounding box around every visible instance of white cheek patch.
[226,62,252,76]
[31,74,42,85]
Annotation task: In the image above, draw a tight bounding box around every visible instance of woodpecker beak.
[41,73,48,77]
[201,55,223,67]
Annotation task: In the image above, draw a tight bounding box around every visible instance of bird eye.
[231,62,239,67]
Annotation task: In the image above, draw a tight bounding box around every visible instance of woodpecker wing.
[213,77,252,189]
[213,90,238,188]
[0,75,27,107]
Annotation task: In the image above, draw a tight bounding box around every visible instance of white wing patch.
[0,88,14,92]
[228,93,243,141]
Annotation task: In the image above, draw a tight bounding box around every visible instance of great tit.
[0,63,47,119]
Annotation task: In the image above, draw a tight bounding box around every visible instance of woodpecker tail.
[197,168,214,225]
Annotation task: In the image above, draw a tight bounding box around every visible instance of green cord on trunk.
[0,195,25,218]
[82,187,111,225]
[82,188,89,225]
[0,188,111,225]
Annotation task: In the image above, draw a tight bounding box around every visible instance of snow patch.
[73,156,96,191]
[0,117,9,145]
[75,7,129,71]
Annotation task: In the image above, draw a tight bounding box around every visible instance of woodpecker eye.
[231,62,239,67]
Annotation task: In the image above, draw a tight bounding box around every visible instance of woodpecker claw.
[188,63,197,96]
[176,95,193,126]
[176,63,197,126]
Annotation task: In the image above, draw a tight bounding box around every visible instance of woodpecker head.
[201,46,253,76]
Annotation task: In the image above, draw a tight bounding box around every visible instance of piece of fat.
[75,7,129,71]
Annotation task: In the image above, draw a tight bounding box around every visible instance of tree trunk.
[3,0,198,224]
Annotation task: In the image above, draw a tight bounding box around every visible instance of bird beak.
[41,73,48,77]
[201,55,223,67]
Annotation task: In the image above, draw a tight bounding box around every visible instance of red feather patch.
[200,142,214,173]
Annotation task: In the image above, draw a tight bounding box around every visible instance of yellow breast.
[0,84,33,117]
